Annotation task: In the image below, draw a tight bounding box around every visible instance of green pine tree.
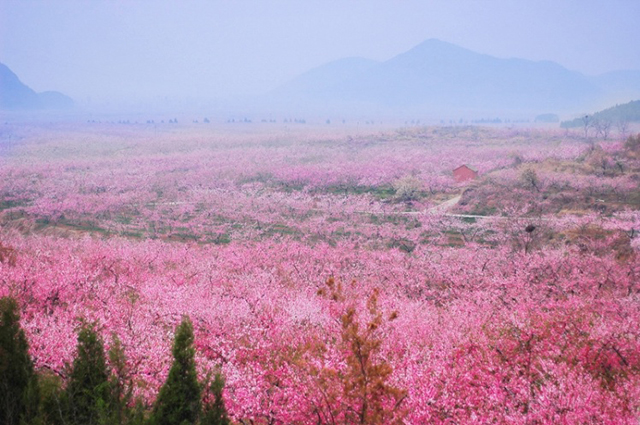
[200,372,230,425]
[150,317,201,425]
[38,371,67,425]
[0,296,39,425]
[66,323,111,425]
[108,334,134,425]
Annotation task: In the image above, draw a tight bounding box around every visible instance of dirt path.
[427,195,461,214]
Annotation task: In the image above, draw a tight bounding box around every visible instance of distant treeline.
[561,100,640,128]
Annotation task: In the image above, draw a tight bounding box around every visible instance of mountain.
[265,57,381,113]
[272,57,379,99]
[0,63,74,110]
[269,39,640,116]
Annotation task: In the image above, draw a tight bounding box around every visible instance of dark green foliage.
[128,399,147,425]
[66,323,111,425]
[108,334,134,425]
[2,305,225,425]
[38,371,67,425]
[39,328,141,425]
[0,296,39,425]
[23,372,42,424]
[200,373,230,425]
[150,317,201,425]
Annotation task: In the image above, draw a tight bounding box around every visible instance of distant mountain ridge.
[0,62,73,110]
[269,39,640,115]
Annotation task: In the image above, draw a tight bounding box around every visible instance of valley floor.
[1,122,639,424]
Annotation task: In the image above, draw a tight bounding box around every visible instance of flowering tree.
[0,123,639,423]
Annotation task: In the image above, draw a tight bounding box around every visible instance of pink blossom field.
[1,121,639,424]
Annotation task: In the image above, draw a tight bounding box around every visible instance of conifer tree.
[150,316,201,425]
[38,371,67,425]
[200,372,230,425]
[108,334,134,425]
[0,296,39,425]
[66,323,111,425]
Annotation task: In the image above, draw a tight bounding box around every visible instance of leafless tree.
[616,119,630,139]
[592,118,612,140]
[520,168,540,192]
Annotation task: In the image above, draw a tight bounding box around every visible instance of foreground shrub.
[150,316,201,425]
[625,133,640,156]
[200,372,230,425]
[108,334,139,425]
[38,371,66,425]
[66,323,112,425]
[307,279,407,425]
[0,296,39,425]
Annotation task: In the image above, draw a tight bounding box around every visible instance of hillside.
[0,62,73,110]
[560,99,640,128]
[270,39,640,116]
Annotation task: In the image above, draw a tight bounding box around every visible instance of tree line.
[0,296,230,425]
[560,99,640,139]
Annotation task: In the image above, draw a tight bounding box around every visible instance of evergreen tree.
[108,334,134,425]
[200,372,230,425]
[128,399,147,425]
[0,296,39,425]
[150,317,201,425]
[38,371,67,425]
[66,323,111,425]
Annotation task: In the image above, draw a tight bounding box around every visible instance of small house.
[453,165,478,183]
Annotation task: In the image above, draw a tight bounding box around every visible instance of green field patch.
[322,184,396,199]
[0,199,27,210]
[263,223,301,237]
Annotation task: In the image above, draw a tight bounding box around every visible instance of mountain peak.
[414,38,461,49]
[271,39,640,115]
[0,62,73,110]
[394,38,480,63]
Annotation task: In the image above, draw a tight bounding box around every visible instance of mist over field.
[1,0,640,119]
[1,2,640,425]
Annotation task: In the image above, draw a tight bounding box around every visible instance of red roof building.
[453,165,478,183]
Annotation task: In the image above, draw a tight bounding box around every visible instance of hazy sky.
[1,0,639,103]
